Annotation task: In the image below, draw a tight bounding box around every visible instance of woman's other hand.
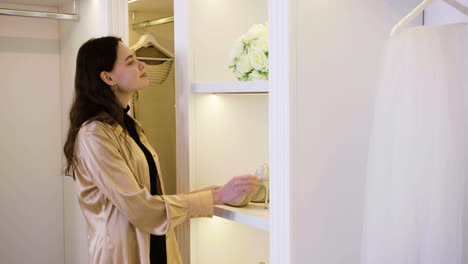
[212,174,259,205]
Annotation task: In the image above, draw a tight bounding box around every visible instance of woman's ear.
[100,71,116,86]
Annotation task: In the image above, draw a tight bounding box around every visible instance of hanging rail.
[0,0,78,21]
[136,57,174,61]
[132,16,174,30]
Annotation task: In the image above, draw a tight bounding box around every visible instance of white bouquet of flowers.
[229,23,269,81]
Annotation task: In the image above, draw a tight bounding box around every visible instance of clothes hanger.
[130,33,174,58]
[130,11,174,59]
[391,0,468,36]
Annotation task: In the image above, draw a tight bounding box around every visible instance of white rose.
[235,70,248,81]
[248,70,267,81]
[229,37,245,64]
[236,55,252,74]
[253,37,268,53]
[240,34,249,45]
[248,48,268,72]
[245,24,266,42]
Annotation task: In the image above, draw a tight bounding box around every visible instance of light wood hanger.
[130,33,174,58]
[391,0,468,36]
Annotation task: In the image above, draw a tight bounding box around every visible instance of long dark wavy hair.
[63,36,127,178]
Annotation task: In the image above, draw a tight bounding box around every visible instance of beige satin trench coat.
[73,112,214,264]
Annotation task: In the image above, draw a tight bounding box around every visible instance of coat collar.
[95,111,145,136]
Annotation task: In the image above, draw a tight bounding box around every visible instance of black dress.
[123,106,167,264]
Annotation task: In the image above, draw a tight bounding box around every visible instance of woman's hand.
[211,174,259,205]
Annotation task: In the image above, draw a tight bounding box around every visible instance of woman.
[63,36,259,264]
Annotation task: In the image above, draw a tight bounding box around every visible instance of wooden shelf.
[214,203,269,231]
[191,81,268,94]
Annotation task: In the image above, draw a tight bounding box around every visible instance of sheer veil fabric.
[361,23,468,264]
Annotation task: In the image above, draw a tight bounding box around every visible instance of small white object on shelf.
[214,203,269,231]
[191,81,268,94]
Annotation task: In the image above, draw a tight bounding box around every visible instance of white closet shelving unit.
[191,81,269,94]
[214,204,269,231]
[175,0,273,263]
[172,0,294,262]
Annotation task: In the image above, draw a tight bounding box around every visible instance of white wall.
[189,0,268,83]
[291,1,422,263]
[0,3,64,263]
[424,0,468,25]
[58,1,113,263]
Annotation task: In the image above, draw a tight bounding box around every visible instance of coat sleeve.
[75,122,214,235]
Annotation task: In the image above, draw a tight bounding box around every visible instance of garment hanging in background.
[361,23,468,264]
[146,60,173,85]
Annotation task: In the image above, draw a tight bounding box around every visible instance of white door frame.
[268,0,294,263]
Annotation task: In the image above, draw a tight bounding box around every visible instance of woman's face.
[107,41,148,93]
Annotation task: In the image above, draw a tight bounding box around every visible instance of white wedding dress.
[361,23,468,264]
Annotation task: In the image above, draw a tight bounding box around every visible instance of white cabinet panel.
[0,3,63,264]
